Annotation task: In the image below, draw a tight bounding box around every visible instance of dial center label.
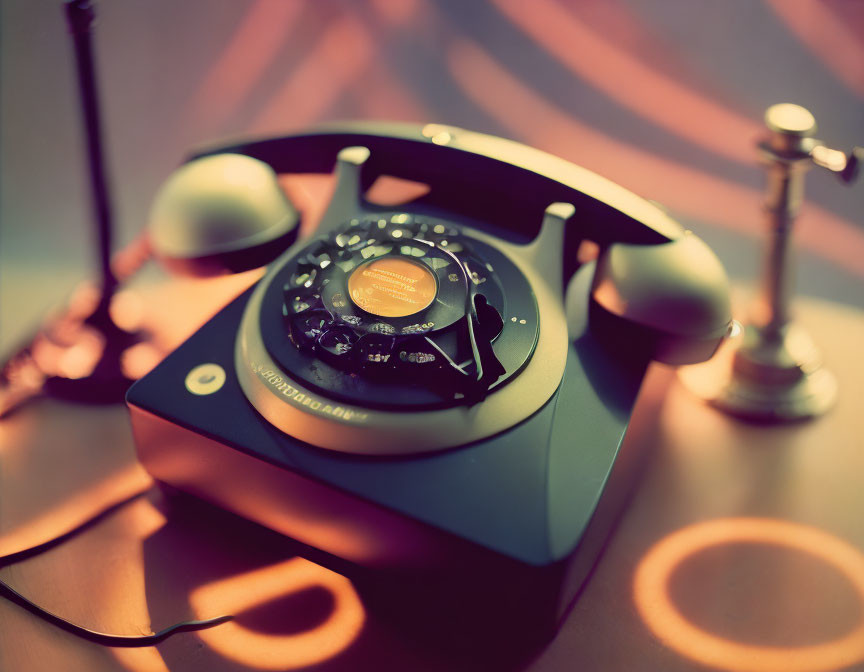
[348,257,437,318]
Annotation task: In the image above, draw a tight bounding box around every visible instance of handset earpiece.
[589,231,732,365]
[148,153,300,277]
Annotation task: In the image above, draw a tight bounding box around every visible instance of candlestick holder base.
[679,321,837,422]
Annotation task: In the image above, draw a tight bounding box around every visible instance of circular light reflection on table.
[633,518,864,672]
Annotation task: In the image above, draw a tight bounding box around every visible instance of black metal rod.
[65,0,117,311]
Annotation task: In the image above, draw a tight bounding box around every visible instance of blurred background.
[2,0,862,354]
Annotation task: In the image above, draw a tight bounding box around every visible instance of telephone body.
[127,122,731,639]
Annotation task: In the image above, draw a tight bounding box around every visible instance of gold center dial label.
[347,257,438,318]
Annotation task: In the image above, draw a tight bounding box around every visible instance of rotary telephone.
[127,121,731,640]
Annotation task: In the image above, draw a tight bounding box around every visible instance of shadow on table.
[142,488,555,672]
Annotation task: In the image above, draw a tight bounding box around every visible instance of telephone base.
[127,283,651,641]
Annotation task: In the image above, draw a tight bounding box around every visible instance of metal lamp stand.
[0,0,145,415]
[681,103,860,421]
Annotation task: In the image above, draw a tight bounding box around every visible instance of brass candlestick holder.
[680,103,860,421]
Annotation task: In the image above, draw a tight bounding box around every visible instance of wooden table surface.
[1,272,863,672]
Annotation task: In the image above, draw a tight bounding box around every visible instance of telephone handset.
[129,122,731,634]
[144,122,730,450]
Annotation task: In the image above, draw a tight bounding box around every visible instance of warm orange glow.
[278,174,335,239]
[137,269,264,351]
[111,233,153,282]
[251,15,374,133]
[120,342,164,381]
[445,39,864,279]
[0,353,44,417]
[108,289,145,332]
[365,175,431,206]
[577,239,600,265]
[765,0,864,99]
[29,323,103,381]
[65,283,102,318]
[56,330,103,380]
[127,497,168,538]
[634,518,864,672]
[190,557,365,670]
[103,499,168,672]
[370,0,422,27]
[185,0,304,133]
[110,647,171,672]
[24,285,152,381]
[490,0,761,164]
[0,464,153,557]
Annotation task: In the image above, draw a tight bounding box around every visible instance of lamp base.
[0,285,161,417]
[37,306,141,404]
[679,322,837,422]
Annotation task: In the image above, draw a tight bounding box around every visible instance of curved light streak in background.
[490,0,762,164]
[634,518,864,672]
[764,0,864,99]
[190,557,365,670]
[370,0,424,28]
[446,39,864,278]
[172,0,863,280]
[184,0,304,134]
[251,14,375,133]
[540,0,715,90]
[350,61,427,122]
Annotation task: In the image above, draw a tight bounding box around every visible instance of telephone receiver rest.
[588,233,732,365]
[148,153,300,276]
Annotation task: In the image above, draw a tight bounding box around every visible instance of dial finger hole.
[289,310,331,350]
[316,326,358,367]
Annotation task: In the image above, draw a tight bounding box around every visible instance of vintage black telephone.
[127,121,731,641]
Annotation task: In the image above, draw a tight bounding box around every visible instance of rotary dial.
[258,212,538,410]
